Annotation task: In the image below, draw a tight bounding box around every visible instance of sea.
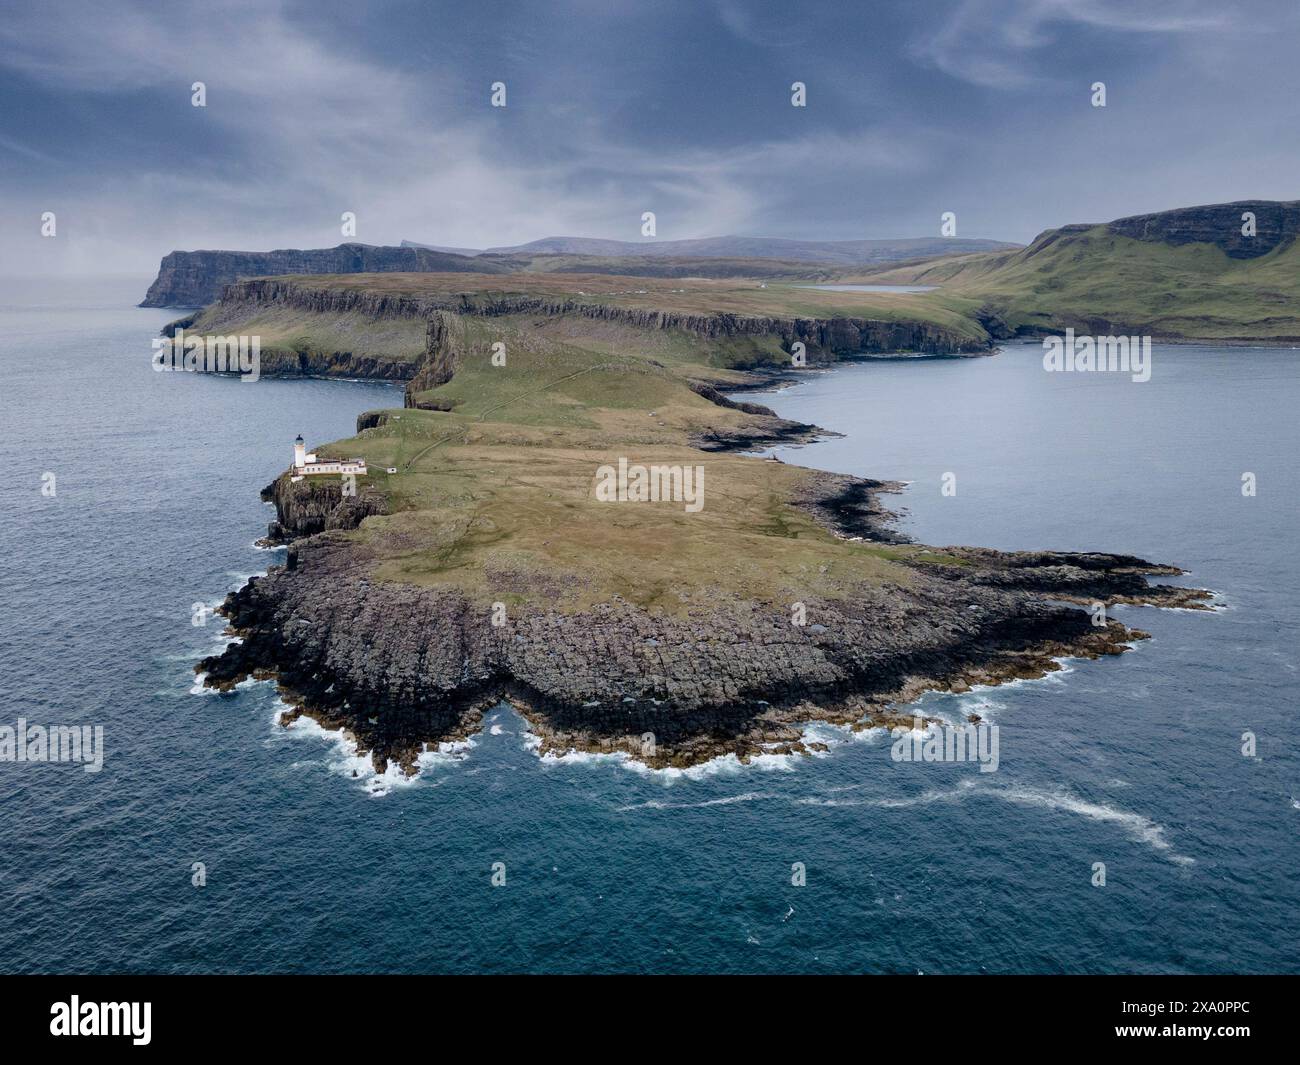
[1,277,1296,973]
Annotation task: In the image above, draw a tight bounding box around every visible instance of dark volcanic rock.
[792,470,910,544]
[688,380,777,417]
[201,474,1211,772]
[260,475,388,544]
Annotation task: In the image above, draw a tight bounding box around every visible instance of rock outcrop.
[260,475,388,544]
[202,471,1211,772]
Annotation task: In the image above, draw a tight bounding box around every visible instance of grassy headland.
[197,267,1209,771]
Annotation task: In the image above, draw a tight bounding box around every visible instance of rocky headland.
[194,270,1211,772]
[141,243,503,308]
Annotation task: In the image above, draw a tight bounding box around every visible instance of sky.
[3,0,1300,276]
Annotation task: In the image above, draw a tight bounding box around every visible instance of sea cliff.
[141,243,502,308]
[196,272,1210,772]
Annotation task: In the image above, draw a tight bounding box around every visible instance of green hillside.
[857,202,1300,342]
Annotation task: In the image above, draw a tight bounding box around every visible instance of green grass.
[856,227,1300,340]
[310,310,945,616]
[185,300,427,368]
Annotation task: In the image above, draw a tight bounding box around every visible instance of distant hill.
[854,200,1300,342]
[143,235,1016,308]
[145,203,1300,340]
[140,243,502,308]
[403,234,1019,266]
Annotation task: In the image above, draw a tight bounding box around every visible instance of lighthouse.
[289,433,367,481]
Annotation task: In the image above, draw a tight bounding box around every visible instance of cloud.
[1,0,940,270]
[912,0,1228,88]
[0,132,57,163]
[4,0,1299,273]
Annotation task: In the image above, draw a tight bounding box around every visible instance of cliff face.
[172,277,985,390]
[1106,200,1300,259]
[208,277,986,373]
[139,243,504,308]
[405,311,464,398]
[260,475,388,544]
[193,272,1210,773]
[201,500,1208,772]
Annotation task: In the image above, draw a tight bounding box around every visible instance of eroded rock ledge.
[259,476,389,545]
[216,278,988,358]
[201,473,1210,772]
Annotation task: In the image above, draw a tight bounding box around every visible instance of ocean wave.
[616,791,773,811]
[224,569,266,588]
[798,779,1193,864]
[532,735,806,779]
[188,671,217,696]
[274,702,473,796]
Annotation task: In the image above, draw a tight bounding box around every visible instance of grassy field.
[306,309,957,616]
[184,296,429,368]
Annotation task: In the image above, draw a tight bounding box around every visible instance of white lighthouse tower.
[293,434,307,470]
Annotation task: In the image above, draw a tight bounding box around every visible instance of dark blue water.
[2,281,1297,973]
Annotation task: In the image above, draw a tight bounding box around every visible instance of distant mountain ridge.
[402,234,1018,265]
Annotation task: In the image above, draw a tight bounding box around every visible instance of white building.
[290,434,367,481]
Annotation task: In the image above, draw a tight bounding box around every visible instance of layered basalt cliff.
[212,277,988,359]
[1106,199,1300,259]
[195,273,1210,775]
[140,243,502,308]
[201,488,1208,771]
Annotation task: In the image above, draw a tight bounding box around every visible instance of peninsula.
[194,267,1212,771]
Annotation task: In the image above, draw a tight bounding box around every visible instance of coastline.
[198,344,1212,775]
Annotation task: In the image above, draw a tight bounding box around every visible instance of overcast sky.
[4,0,1299,275]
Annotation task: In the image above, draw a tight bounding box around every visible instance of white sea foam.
[274,702,474,796]
[951,693,1008,723]
[533,735,805,780]
[798,778,1192,864]
[224,570,264,589]
[616,791,772,811]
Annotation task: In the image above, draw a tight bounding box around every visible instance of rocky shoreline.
[192,276,1213,775]
[200,463,1211,773]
